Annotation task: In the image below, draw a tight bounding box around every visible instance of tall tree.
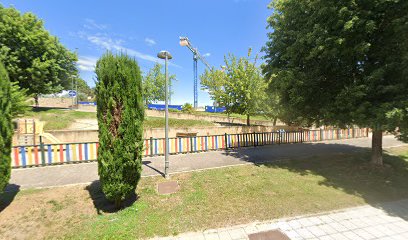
[201,49,269,125]
[0,5,77,105]
[142,63,176,106]
[263,0,408,165]
[0,62,13,193]
[95,52,144,208]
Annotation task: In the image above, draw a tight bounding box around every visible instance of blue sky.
[1,0,272,106]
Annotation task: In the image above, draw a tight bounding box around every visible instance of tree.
[263,0,408,165]
[0,5,77,105]
[75,78,94,101]
[201,49,269,125]
[182,103,194,114]
[142,63,176,106]
[0,62,13,193]
[10,82,30,117]
[95,52,144,208]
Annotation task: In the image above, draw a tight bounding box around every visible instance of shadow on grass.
[85,181,138,215]
[29,106,71,112]
[222,141,408,220]
[0,184,20,213]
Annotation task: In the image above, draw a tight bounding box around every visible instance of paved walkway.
[8,135,406,189]
[154,199,408,240]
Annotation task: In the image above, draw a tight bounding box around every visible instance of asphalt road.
[8,135,406,190]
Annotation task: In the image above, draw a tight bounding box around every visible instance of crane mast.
[180,36,211,109]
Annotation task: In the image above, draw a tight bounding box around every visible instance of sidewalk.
[9,135,406,189]
[154,199,408,240]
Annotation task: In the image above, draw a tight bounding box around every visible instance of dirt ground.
[0,185,96,240]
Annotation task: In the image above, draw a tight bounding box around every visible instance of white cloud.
[77,56,97,72]
[203,53,211,57]
[144,37,156,46]
[86,35,181,68]
[84,19,108,30]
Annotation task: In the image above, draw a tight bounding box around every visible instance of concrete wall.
[44,125,296,143]
[37,97,73,108]
[48,130,99,143]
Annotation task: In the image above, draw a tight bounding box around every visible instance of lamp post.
[157,50,172,179]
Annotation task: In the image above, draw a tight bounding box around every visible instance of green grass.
[22,108,96,130]
[144,116,215,128]
[191,111,269,121]
[20,108,215,130]
[62,148,408,239]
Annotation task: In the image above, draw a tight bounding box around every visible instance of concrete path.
[8,135,406,190]
[153,199,408,240]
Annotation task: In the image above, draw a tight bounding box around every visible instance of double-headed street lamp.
[157,50,172,179]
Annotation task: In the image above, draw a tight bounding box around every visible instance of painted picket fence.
[11,128,368,168]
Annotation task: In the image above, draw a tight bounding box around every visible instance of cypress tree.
[95,52,144,207]
[0,62,12,193]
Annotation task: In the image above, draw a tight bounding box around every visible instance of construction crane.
[179,36,211,109]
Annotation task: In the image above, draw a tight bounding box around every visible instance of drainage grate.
[248,229,291,240]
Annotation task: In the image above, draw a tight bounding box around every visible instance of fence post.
[191,136,194,152]
[320,129,323,141]
[150,137,153,157]
[224,133,228,150]
[40,135,46,166]
[253,132,257,147]
[301,130,303,143]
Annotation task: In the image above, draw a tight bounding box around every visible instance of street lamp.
[157,50,172,179]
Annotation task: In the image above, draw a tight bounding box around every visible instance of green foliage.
[95,52,144,207]
[201,49,269,125]
[0,62,12,193]
[142,63,176,106]
[181,103,194,114]
[75,78,94,101]
[10,81,30,117]
[0,5,77,98]
[263,0,408,135]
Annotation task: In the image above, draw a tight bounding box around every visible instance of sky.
[1,0,272,106]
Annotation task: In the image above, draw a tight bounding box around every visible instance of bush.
[182,103,194,114]
[169,108,180,113]
[0,62,13,193]
[95,52,144,208]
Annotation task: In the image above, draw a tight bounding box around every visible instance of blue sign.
[68,90,77,97]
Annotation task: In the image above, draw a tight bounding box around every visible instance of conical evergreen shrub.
[95,52,144,207]
[0,62,13,193]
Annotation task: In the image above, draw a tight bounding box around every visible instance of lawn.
[22,107,96,130]
[144,116,215,129]
[20,108,215,130]
[191,111,270,121]
[1,147,408,239]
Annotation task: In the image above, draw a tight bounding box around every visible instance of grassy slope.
[191,111,269,121]
[20,108,215,130]
[1,147,407,239]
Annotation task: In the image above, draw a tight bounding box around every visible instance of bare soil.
[0,185,95,240]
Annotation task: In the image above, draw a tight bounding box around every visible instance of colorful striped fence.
[11,128,368,168]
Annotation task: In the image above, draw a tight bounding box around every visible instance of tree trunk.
[371,130,383,165]
[34,95,39,107]
[273,117,277,127]
[246,114,250,126]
